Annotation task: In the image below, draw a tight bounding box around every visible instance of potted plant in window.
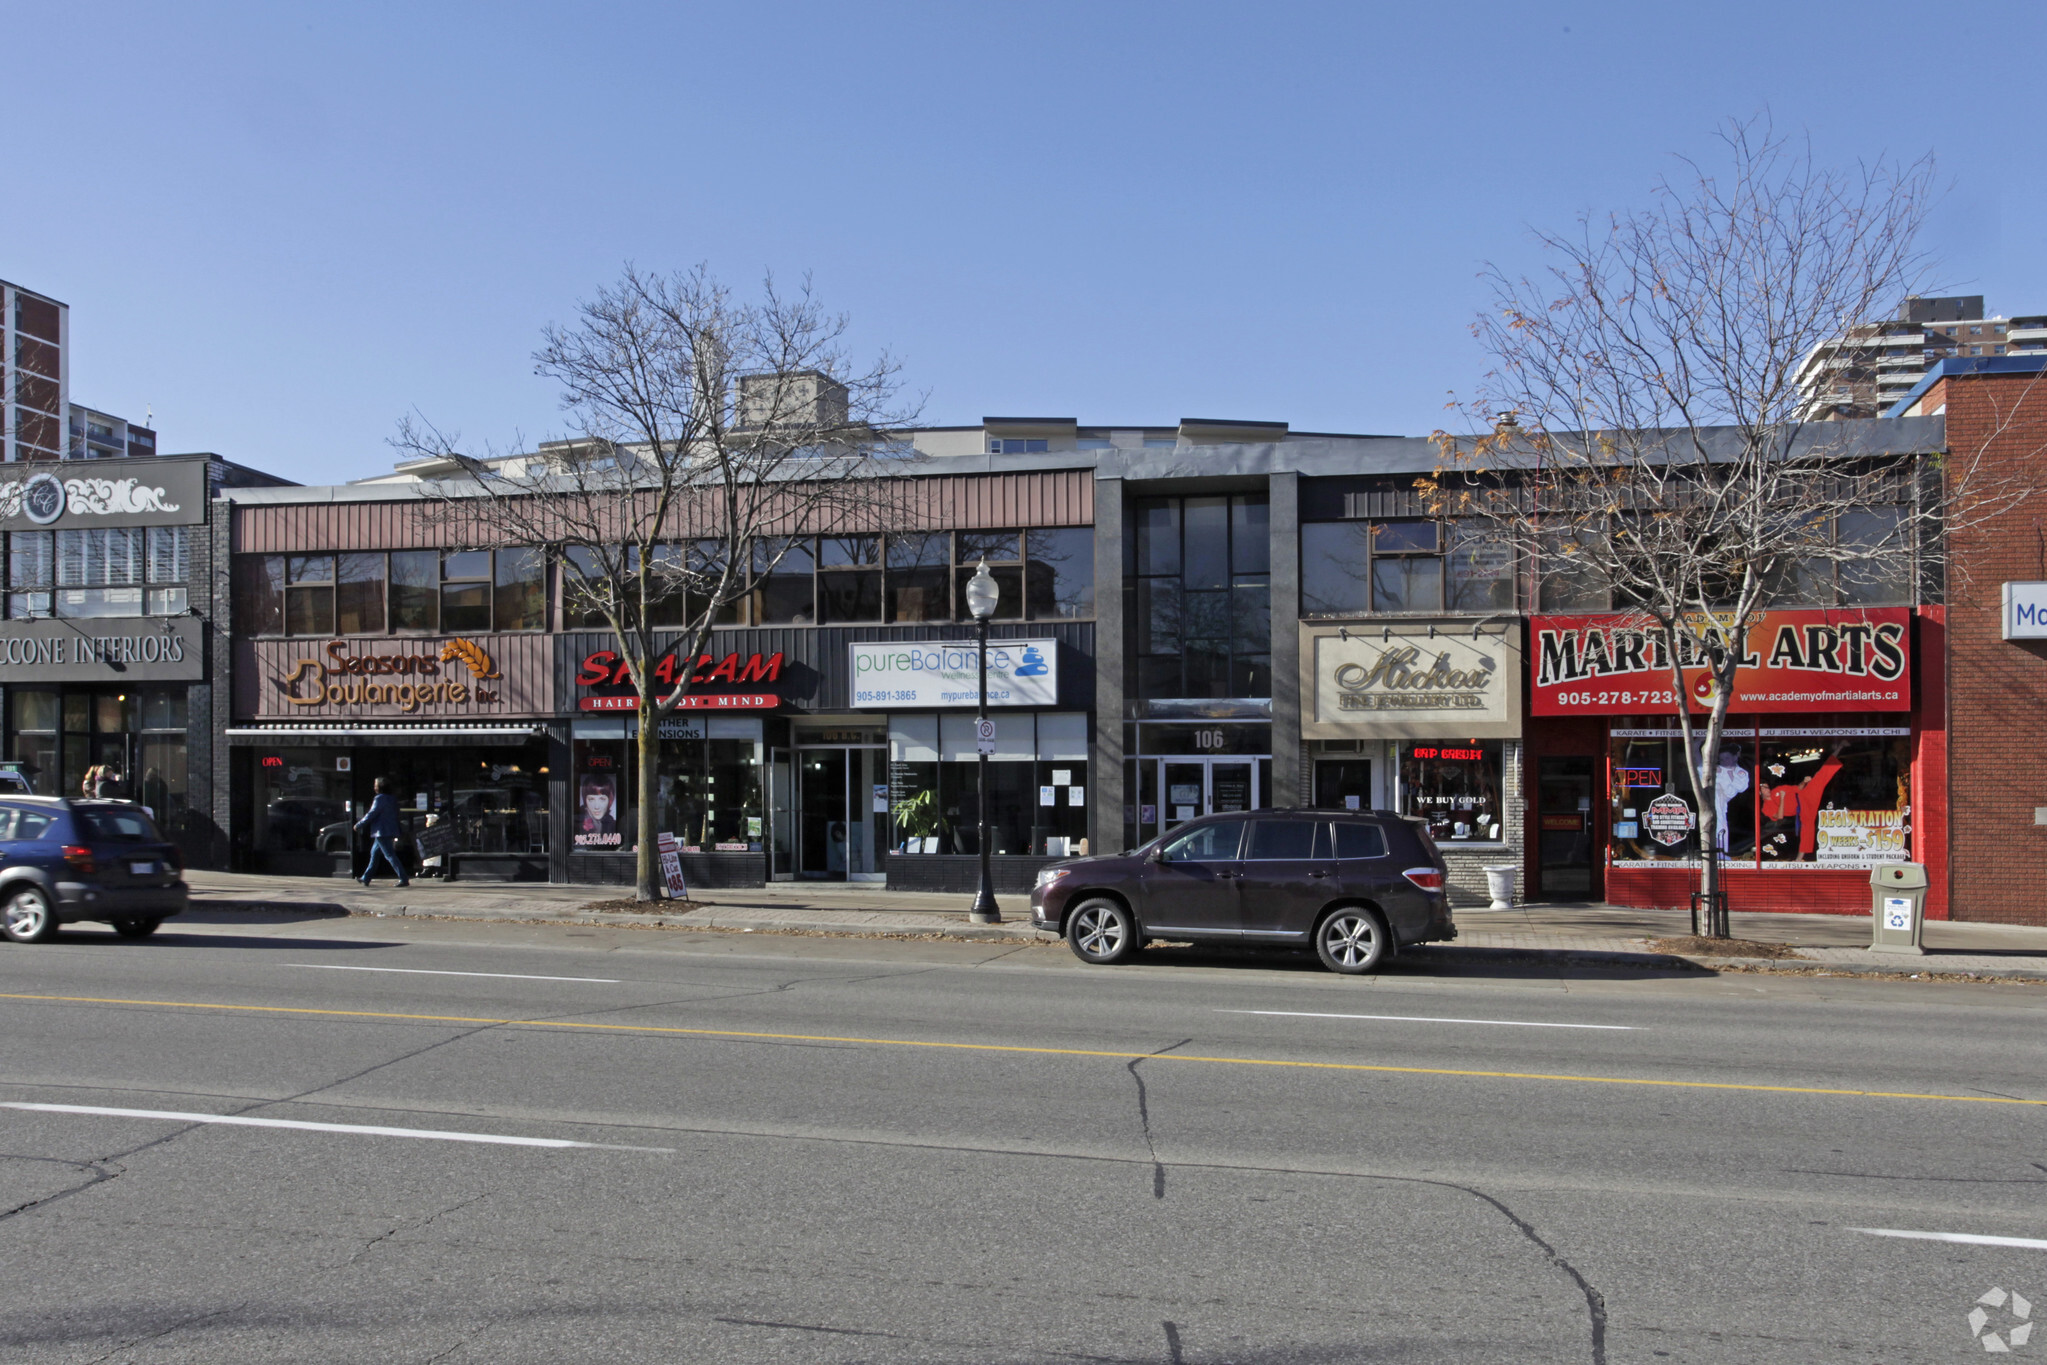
[891,789,940,854]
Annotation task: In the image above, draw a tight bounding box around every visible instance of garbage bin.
[1868,862,1927,955]
[1482,864,1517,910]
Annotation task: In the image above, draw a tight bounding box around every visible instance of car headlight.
[1035,866,1071,890]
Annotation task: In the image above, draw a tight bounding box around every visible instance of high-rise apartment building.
[1,277,156,461]
[1794,295,2023,420]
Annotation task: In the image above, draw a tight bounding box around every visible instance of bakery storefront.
[1527,608,1930,913]
[229,634,556,879]
[1299,621,1524,905]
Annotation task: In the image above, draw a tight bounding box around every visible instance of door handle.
[1309,870,1331,878]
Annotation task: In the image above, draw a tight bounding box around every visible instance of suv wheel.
[112,918,162,939]
[1316,907,1389,975]
[2,887,58,944]
[1067,899,1140,965]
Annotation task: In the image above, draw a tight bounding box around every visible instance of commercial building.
[1795,295,2026,420]
[3,279,156,463]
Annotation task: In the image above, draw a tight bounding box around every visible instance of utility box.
[1869,862,1928,955]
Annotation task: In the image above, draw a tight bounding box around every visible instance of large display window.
[1397,740,1504,844]
[888,713,1089,856]
[571,720,765,854]
[1607,726,1909,866]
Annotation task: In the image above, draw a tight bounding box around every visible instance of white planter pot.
[1482,863,1517,910]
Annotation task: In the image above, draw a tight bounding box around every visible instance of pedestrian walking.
[354,777,410,887]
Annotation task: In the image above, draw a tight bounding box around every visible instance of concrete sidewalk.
[180,871,2047,981]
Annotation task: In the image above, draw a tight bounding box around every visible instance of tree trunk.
[635,698,660,900]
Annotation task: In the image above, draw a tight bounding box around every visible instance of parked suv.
[1029,808,1454,974]
[0,799,188,944]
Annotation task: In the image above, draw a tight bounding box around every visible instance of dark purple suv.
[1029,808,1455,974]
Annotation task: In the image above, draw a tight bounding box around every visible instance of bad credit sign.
[851,639,1058,708]
[1530,608,1911,715]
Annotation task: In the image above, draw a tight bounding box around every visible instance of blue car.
[0,799,188,944]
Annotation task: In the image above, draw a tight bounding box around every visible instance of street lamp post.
[964,559,1001,924]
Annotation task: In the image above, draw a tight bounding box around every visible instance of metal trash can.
[1869,862,1928,955]
[1482,864,1517,910]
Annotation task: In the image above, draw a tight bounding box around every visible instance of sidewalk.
[180,871,2047,981]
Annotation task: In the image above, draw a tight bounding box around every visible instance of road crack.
[1420,1181,1607,1365]
[1126,1038,1192,1199]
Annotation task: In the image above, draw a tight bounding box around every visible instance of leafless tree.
[1424,120,2034,935]
[396,265,919,900]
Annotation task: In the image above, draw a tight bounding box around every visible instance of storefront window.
[1607,728,1910,864]
[890,713,1088,856]
[1399,740,1504,843]
[253,750,353,854]
[1608,732,1753,862]
[572,739,628,851]
[658,737,764,851]
[572,724,765,854]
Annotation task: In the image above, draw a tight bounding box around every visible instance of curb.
[185,900,2047,980]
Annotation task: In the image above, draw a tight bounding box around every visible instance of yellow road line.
[1,990,2039,1109]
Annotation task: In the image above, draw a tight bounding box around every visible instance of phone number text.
[1548,689,1677,707]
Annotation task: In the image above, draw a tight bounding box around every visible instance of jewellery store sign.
[1301,624,1522,740]
[0,617,204,682]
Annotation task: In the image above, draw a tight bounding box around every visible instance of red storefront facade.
[1521,607,1948,917]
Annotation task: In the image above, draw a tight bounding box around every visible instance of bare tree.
[396,265,918,900]
[1424,120,2030,936]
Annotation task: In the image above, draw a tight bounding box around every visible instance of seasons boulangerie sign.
[1530,609,1911,716]
[238,635,554,719]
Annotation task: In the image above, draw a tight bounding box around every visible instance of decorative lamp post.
[964,558,1002,924]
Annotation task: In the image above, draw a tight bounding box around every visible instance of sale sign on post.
[1529,608,1911,715]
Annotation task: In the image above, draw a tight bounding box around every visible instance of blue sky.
[8,2,2042,483]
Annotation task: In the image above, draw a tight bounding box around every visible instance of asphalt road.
[4,912,2046,1363]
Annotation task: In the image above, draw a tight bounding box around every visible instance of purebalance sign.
[850,640,1058,708]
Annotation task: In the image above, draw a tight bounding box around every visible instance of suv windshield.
[73,806,163,844]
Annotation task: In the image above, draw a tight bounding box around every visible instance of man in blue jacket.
[354,777,410,887]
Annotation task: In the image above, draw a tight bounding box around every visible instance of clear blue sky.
[9,2,2042,483]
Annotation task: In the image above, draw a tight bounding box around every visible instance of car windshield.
[73,806,163,844]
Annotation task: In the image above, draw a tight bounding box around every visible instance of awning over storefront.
[225,724,549,747]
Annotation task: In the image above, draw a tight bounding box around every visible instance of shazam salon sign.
[0,617,204,682]
[850,639,1059,708]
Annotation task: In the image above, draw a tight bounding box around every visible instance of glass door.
[1314,759,1373,812]
[1537,756,1597,898]
[848,746,885,881]
[768,749,794,879]
[798,749,849,878]
[1153,757,1262,835]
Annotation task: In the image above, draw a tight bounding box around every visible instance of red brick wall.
[1943,372,2047,923]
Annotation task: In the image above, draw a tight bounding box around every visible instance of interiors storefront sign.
[1301,624,1522,739]
[850,640,1058,708]
[1530,608,1910,715]
[0,617,204,682]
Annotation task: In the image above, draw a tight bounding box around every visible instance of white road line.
[1,1102,670,1152]
[1217,1009,1635,1031]
[1852,1227,2047,1251]
[284,964,620,983]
